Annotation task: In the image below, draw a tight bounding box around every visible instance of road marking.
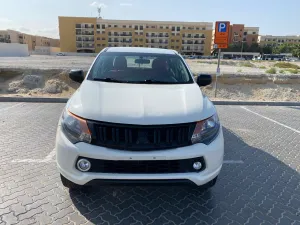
[224,160,244,164]
[11,149,56,163]
[43,149,56,162]
[241,106,300,134]
[0,103,23,112]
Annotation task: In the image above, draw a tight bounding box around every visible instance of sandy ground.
[0,55,300,101]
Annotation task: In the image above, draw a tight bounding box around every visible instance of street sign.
[216,43,228,49]
[214,21,230,49]
[214,37,228,44]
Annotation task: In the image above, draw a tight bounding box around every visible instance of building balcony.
[108,33,132,37]
[182,35,205,39]
[76,39,95,42]
[182,49,204,52]
[76,45,95,49]
[182,42,205,45]
[76,32,94,36]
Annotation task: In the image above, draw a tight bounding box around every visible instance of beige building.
[259,35,300,47]
[59,16,213,55]
[0,29,60,52]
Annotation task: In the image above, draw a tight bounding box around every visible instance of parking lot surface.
[0,103,299,225]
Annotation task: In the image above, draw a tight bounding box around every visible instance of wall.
[50,52,97,57]
[0,43,29,57]
[33,46,61,55]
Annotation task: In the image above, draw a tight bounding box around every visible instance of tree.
[291,44,300,57]
[261,45,273,54]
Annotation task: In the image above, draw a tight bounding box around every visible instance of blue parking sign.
[218,22,227,32]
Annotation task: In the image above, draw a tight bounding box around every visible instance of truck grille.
[77,157,205,173]
[87,121,196,151]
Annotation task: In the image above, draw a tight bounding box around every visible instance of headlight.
[61,108,91,144]
[191,113,220,145]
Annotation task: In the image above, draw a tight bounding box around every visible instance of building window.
[244,32,247,35]
[160,26,163,29]
[102,38,106,40]
[114,25,118,28]
[151,26,155,28]
[123,25,126,28]
[177,27,180,31]
[135,25,138,30]
[97,44,101,47]
[172,26,175,31]
[97,24,100,29]
[196,27,199,30]
[102,25,105,29]
[76,24,81,28]
[140,32,143,35]
[140,25,143,30]
[97,37,100,40]
[108,25,111,27]
[202,27,205,30]
[102,44,106,46]
[253,32,256,34]
[166,26,169,29]
[139,38,143,41]
[135,32,138,35]
[135,39,138,41]
[102,31,105,34]
[97,31,100,34]
[108,44,112,47]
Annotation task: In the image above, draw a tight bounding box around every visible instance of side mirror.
[196,74,212,87]
[69,70,84,83]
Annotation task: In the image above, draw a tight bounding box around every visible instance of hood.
[67,80,216,125]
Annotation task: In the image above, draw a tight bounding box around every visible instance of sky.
[0,0,299,39]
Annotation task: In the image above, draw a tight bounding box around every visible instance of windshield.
[87,52,194,84]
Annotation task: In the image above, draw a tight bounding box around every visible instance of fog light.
[193,162,202,170]
[77,159,91,172]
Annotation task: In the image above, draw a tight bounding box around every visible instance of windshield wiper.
[93,78,128,83]
[139,79,174,84]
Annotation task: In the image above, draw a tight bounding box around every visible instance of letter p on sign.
[218,23,227,32]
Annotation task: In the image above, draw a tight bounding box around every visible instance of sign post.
[214,21,230,97]
[215,48,221,97]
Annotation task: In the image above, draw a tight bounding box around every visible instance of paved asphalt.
[0,103,299,225]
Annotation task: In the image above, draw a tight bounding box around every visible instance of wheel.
[60,174,83,190]
[199,176,218,190]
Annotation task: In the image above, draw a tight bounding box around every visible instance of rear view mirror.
[135,59,150,64]
[196,74,212,87]
[69,70,85,83]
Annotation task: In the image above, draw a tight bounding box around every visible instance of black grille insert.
[77,157,205,174]
[87,121,196,151]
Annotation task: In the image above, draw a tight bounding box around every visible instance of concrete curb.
[0,97,299,106]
